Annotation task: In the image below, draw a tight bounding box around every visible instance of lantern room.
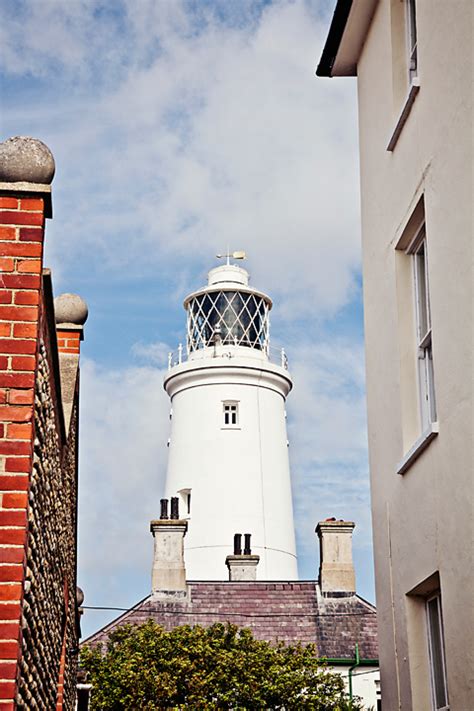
[183,264,272,355]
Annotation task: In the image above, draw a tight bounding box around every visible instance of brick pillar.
[57,329,81,355]
[0,136,54,709]
[54,293,88,357]
[54,293,88,433]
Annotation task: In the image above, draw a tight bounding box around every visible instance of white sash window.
[411,229,436,429]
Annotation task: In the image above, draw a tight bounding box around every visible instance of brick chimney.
[150,497,188,598]
[316,519,356,594]
[226,533,260,581]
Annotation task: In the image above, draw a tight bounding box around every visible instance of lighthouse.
[163,256,298,580]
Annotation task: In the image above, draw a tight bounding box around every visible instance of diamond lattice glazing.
[187,290,270,354]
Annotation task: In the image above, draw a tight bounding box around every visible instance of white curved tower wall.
[163,264,298,580]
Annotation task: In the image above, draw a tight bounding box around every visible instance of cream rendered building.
[318,1,472,710]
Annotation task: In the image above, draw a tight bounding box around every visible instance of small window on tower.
[223,401,239,427]
[178,488,191,518]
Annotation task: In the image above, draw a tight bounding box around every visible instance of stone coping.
[0,181,52,217]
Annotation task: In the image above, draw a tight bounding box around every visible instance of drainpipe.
[348,643,360,703]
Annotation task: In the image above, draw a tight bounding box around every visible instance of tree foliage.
[81,620,363,710]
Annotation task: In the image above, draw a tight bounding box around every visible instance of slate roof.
[84,581,378,661]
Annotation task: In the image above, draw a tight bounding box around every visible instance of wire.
[82,605,376,618]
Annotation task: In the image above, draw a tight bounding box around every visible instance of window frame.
[395,197,440,474]
[406,0,418,83]
[426,592,449,711]
[408,226,437,431]
[222,400,239,428]
[178,488,192,518]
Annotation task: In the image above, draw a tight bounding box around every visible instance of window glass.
[411,231,436,428]
[407,0,418,81]
[415,242,429,339]
[426,347,437,423]
[223,403,238,426]
[187,290,269,352]
[427,594,449,710]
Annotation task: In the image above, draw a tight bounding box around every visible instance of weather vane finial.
[216,250,247,266]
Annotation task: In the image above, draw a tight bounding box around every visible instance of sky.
[0,0,374,639]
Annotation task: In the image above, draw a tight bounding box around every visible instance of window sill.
[386,78,420,152]
[397,422,439,475]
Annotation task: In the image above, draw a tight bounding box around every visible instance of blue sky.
[1,0,373,639]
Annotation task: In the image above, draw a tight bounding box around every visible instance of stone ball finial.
[76,586,85,606]
[54,293,88,326]
[0,136,55,184]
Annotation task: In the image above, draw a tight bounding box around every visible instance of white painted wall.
[335,1,473,708]
[164,344,298,580]
[328,666,379,710]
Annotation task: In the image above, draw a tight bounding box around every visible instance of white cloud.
[286,340,372,580]
[1,0,375,628]
[2,0,360,319]
[288,340,367,463]
[78,357,170,634]
[131,340,172,368]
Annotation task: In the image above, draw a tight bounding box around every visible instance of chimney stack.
[226,533,260,581]
[316,519,356,594]
[150,498,188,599]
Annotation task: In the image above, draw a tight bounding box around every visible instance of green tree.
[81,620,363,710]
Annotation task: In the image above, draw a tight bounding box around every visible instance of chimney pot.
[234,533,242,555]
[170,497,179,519]
[160,499,168,519]
[244,533,251,555]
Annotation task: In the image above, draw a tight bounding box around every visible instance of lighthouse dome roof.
[207,264,249,287]
[184,264,272,309]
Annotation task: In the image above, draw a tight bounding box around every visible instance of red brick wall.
[57,330,81,355]
[0,194,46,709]
[0,191,80,710]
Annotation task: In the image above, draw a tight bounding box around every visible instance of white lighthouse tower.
[163,256,298,580]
